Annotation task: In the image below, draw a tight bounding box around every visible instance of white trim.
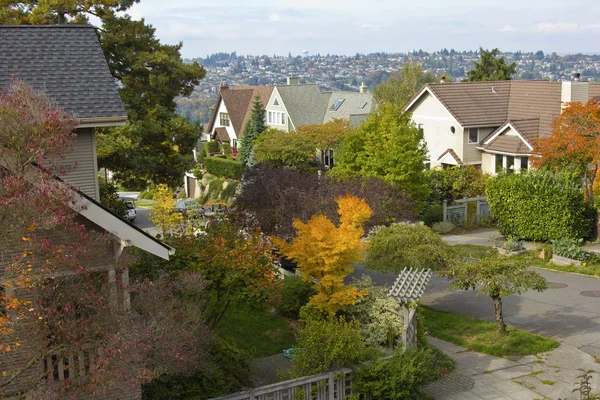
[438,152,461,166]
[77,118,127,128]
[482,123,534,151]
[73,193,175,260]
[478,148,533,157]
[467,128,479,144]
[404,86,460,124]
[269,87,295,131]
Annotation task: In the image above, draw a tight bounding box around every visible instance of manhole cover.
[550,282,568,289]
[581,291,600,298]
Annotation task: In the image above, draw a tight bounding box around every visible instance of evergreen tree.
[464,47,516,82]
[239,94,266,166]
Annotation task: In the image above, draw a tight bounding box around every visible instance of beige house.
[404,76,600,174]
[0,25,173,398]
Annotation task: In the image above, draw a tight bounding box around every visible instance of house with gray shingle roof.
[404,77,600,174]
[265,78,373,132]
[0,25,173,398]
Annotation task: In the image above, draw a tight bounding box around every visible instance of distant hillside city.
[176,49,600,125]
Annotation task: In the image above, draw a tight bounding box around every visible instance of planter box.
[495,247,528,257]
[552,254,583,267]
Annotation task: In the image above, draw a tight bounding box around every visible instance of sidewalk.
[425,337,600,400]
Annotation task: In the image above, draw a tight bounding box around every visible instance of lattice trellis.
[388,268,433,305]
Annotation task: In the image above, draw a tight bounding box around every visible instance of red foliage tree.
[533,99,600,205]
[0,81,207,398]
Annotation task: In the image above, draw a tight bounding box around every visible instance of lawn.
[452,244,495,259]
[135,199,155,208]
[421,306,559,358]
[452,244,600,278]
[215,303,296,359]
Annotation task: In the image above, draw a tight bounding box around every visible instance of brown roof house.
[204,84,274,151]
[0,25,174,398]
[404,75,600,174]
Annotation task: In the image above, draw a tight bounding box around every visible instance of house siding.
[59,128,99,201]
[265,88,291,132]
[463,127,494,165]
[212,101,237,146]
[410,92,462,167]
[481,152,495,174]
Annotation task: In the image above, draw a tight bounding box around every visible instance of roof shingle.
[0,25,126,121]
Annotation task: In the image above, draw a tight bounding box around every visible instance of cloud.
[269,13,282,22]
[359,23,381,32]
[536,22,578,33]
[501,25,519,32]
[582,23,600,33]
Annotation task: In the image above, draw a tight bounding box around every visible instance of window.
[269,111,286,126]
[450,126,456,134]
[219,112,230,126]
[233,139,240,150]
[359,101,368,109]
[468,128,479,144]
[324,149,335,168]
[520,156,529,171]
[506,156,515,173]
[418,123,424,134]
[273,98,279,106]
[331,98,345,111]
[495,154,504,173]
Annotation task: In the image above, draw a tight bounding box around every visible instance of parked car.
[124,201,136,223]
[175,199,203,218]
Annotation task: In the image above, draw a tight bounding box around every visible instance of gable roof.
[0,25,126,126]
[406,79,600,145]
[323,91,373,126]
[275,84,329,128]
[205,86,274,138]
[437,149,463,166]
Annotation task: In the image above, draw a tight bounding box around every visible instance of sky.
[127,0,600,58]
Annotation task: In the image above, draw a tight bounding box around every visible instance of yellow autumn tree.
[149,184,183,236]
[275,195,373,315]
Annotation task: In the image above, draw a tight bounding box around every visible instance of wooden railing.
[44,350,92,382]
[210,369,353,400]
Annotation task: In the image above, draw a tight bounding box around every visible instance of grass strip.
[422,306,559,358]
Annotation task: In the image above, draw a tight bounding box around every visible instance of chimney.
[219,83,229,91]
[440,76,446,84]
[287,76,300,85]
[561,72,589,110]
[359,82,367,93]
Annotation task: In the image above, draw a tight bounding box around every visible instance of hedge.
[204,157,244,180]
[486,170,593,241]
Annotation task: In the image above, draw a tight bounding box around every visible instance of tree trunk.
[492,295,507,335]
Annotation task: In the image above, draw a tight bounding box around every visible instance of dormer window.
[220,113,230,126]
[273,98,280,106]
[331,98,345,111]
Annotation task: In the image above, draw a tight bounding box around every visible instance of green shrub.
[207,140,221,154]
[142,336,252,400]
[342,276,403,348]
[203,178,225,204]
[552,238,590,262]
[142,189,155,200]
[221,143,232,156]
[503,238,525,251]
[276,276,316,319]
[486,170,593,241]
[427,165,488,202]
[421,203,443,226]
[291,312,365,377]
[351,347,439,400]
[204,157,244,180]
[221,180,239,200]
[431,221,454,234]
